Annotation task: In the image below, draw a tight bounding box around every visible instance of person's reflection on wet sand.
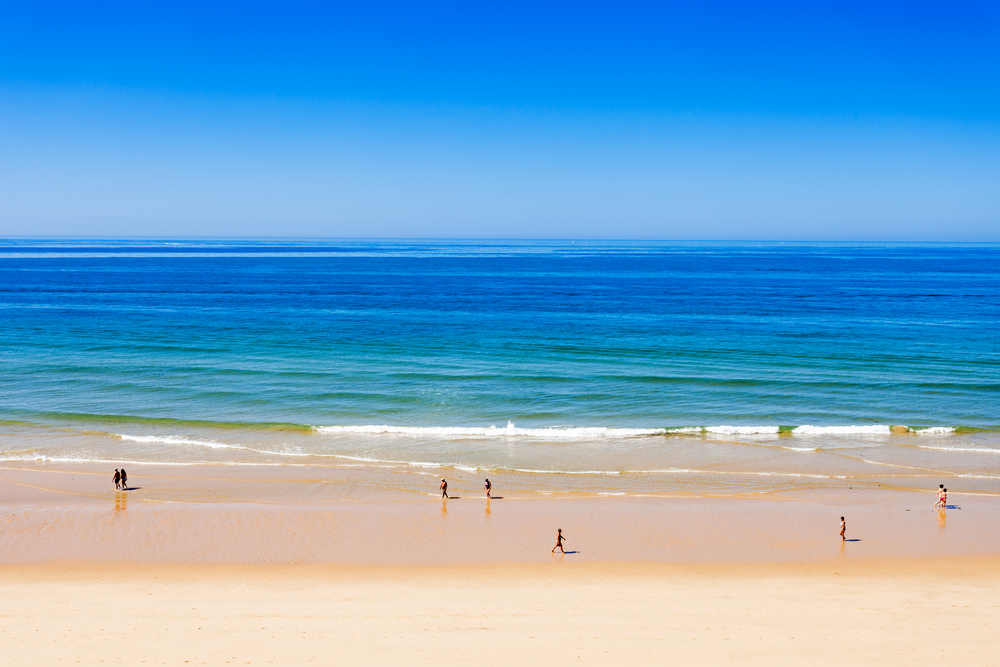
[485,497,491,518]
[440,498,448,516]
[938,508,947,529]
[114,491,127,512]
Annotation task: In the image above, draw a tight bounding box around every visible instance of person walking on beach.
[552,528,567,554]
[440,478,448,499]
[484,478,491,499]
[935,485,947,509]
[113,469,121,490]
[840,516,846,541]
[120,468,128,490]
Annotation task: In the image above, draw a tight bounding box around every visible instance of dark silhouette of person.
[552,528,567,554]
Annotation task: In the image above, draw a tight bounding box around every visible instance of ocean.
[1,239,998,497]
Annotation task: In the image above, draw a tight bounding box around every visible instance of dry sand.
[2,463,999,665]
[3,560,999,666]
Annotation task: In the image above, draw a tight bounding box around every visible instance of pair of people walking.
[439,477,493,499]
[113,468,128,490]
[935,484,948,509]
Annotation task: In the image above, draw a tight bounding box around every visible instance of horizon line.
[2,236,1000,244]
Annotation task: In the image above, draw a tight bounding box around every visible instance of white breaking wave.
[664,425,780,435]
[792,425,891,435]
[793,425,957,435]
[316,422,661,438]
[115,434,303,458]
[315,423,962,438]
[118,434,243,449]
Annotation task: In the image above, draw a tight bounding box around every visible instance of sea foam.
[315,423,661,438]
[792,425,892,435]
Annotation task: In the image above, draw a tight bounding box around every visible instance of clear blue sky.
[1,1,998,239]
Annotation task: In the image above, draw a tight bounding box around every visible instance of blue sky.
[1,1,998,239]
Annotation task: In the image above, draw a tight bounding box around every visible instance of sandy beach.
[3,560,999,666]
[2,462,999,665]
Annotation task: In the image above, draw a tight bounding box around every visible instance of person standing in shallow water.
[113,469,121,490]
[120,469,128,490]
[440,478,448,499]
[484,478,491,499]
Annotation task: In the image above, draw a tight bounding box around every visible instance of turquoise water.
[1,240,998,495]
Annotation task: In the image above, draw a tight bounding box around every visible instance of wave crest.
[315,423,662,438]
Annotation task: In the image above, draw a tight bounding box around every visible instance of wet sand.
[1,462,996,564]
[2,463,999,665]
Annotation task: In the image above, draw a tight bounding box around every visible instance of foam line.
[316,423,662,438]
[115,434,304,458]
[664,426,780,435]
[792,425,891,435]
[917,446,1000,454]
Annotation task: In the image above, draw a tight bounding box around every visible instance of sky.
[1,1,998,240]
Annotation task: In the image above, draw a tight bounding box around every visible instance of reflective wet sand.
[1,462,997,565]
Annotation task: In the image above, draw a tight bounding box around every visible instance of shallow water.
[1,240,997,496]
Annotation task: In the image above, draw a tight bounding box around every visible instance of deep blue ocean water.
[1,239,997,431]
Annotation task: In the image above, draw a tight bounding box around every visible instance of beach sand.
[3,560,999,666]
[2,463,999,665]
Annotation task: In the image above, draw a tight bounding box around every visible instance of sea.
[1,239,998,498]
